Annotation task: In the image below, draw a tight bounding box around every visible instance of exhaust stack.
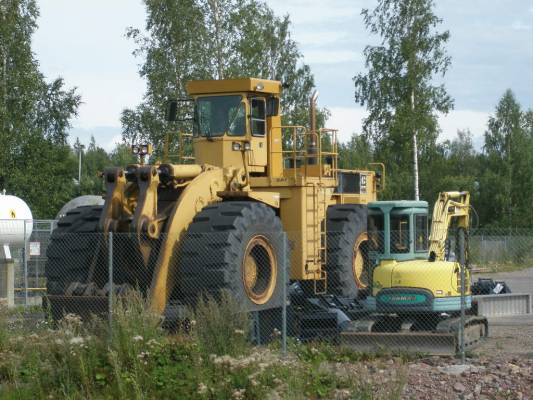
[308,90,319,165]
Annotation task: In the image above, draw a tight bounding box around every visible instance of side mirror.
[166,100,178,122]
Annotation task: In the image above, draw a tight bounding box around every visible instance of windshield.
[194,95,246,137]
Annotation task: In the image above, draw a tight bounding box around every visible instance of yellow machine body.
[372,259,470,297]
[367,192,472,313]
[46,78,382,316]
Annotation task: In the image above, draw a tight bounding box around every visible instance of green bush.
[0,292,407,399]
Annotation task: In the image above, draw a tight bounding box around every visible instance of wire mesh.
[0,224,531,356]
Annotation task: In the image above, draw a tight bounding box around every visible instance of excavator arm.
[428,191,470,261]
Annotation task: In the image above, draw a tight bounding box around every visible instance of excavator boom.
[428,191,470,261]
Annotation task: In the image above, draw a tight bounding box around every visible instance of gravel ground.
[395,267,533,399]
[400,356,533,400]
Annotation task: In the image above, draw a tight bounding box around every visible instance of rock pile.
[402,356,533,399]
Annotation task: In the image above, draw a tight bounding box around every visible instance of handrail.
[270,125,339,181]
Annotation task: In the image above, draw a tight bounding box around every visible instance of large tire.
[326,204,369,298]
[46,205,104,295]
[177,201,288,311]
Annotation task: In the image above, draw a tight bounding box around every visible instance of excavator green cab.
[367,200,429,263]
[366,194,472,314]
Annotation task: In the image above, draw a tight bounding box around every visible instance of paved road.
[473,267,533,357]
[476,267,533,297]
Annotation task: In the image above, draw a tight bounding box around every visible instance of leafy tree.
[109,143,137,167]
[479,90,533,227]
[421,130,480,208]
[122,0,324,155]
[78,136,111,195]
[338,133,374,170]
[0,0,81,218]
[353,0,453,200]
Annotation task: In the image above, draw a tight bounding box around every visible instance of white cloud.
[326,106,368,142]
[268,0,363,25]
[71,76,145,128]
[296,31,350,46]
[104,134,125,152]
[511,20,532,31]
[68,127,124,152]
[437,110,489,141]
[326,107,489,145]
[34,0,146,130]
[303,50,361,64]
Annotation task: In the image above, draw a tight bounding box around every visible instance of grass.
[0,293,407,399]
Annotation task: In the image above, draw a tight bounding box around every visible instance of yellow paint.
[373,259,470,297]
[187,78,282,95]
[148,168,228,313]
[95,77,380,312]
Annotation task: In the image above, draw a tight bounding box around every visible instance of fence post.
[108,232,113,332]
[458,228,466,364]
[23,220,28,307]
[281,232,287,356]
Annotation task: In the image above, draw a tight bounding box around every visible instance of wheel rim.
[353,232,370,288]
[242,235,277,304]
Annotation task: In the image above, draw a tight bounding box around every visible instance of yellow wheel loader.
[341,192,489,355]
[45,78,381,319]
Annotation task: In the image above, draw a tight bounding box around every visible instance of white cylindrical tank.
[0,193,33,246]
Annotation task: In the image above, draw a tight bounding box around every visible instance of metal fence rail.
[0,223,531,357]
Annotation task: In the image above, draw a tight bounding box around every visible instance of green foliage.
[477,90,533,227]
[190,290,250,356]
[338,133,374,170]
[353,0,453,200]
[0,0,81,218]
[122,0,325,157]
[0,294,406,399]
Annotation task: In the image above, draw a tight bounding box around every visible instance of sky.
[33,0,533,151]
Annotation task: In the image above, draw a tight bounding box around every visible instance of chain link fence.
[0,219,56,306]
[0,223,531,357]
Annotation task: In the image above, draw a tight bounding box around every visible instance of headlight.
[232,142,242,151]
[140,144,150,155]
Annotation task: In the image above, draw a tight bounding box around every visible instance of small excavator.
[340,191,488,355]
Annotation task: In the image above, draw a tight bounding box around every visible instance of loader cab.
[368,200,429,263]
[185,78,283,177]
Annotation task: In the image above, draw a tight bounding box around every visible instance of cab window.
[415,214,428,252]
[368,212,384,253]
[390,214,410,253]
[194,95,245,137]
[250,98,266,136]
